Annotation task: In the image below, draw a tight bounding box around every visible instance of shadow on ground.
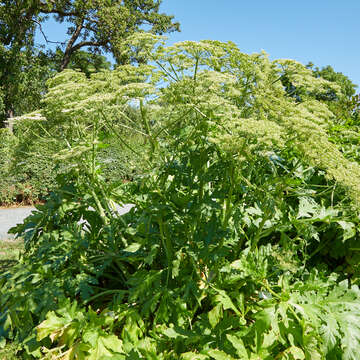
[0,259,19,273]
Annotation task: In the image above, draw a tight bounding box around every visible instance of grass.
[0,238,24,273]
[0,238,24,359]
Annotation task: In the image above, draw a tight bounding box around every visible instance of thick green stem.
[91,118,97,178]
[99,109,143,158]
[158,217,173,284]
[140,99,158,159]
[90,188,109,225]
[222,163,235,228]
[251,207,271,251]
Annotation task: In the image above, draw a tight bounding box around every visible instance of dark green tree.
[1,0,180,70]
[0,0,180,127]
[306,63,359,122]
[0,44,53,128]
[50,49,112,77]
[280,61,358,123]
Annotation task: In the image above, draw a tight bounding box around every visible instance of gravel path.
[0,204,134,240]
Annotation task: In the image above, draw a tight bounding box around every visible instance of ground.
[0,238,24,359]
[0,238,24,273]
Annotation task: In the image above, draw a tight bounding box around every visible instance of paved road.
[0,204,134,240]
[0,206,35,240]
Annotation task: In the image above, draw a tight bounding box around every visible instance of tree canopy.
[0,0,180,69]
[0,44,53,127]
[307,63,359,122]
[0,0,180,127]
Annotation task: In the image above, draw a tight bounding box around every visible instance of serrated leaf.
[144,244,159,265]
[82,328,99,347]
[206,349,236,359]
[320,316,339,351]
[208,304,222,329]
[163,327,182,339]
[226,334,248,359]
[36,311,68,342]
[60,323,79,347]
[282,346,305,359]
[313,206,338,222]
[253,306,276,333]
[246,206,263,216]
[297,197,318,219]
[63,342,90,360]
[181,352,208,360]
[124,243,141,253]
[337,221,356,242]
[87,335,123,360]
[213,288,240,316]
[99,355,126,360]
[338,312,360,360]
[100,334,124,353]
[87,340,113,360]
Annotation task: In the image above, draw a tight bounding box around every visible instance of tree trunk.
[59,21,83,71]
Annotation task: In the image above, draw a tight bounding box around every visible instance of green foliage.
[50,49,112,78]
[306,63,359,124]
[0,75,149,204]
[0,128,15,171]
[309,64,357,99]
[0,119,60,205]
[2,37,360,359]
[0,0,180,70]
[0,0,179,128]
[300,65,360,169]
[0,341,20,360]
[0,239,23,273]
[0,128,20,204]
[0,44,54,126]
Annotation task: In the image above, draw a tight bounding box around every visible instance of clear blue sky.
[36,0,360,89]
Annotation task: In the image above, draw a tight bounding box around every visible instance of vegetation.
[0,44,54,127]
[307,63,359,123]
[0,0,180,204]
[0,108,146,205]
[0,0,180,69]
[0,240,23,358]
[1,36,360,359]
[0,0,180,127]
[0,239,23,273]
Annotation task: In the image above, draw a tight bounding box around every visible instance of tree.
[50,49,112,77]
[0,44,53,128]
[1,0,180,70]
[306,63,358,122]
[308,64,357,99]
[280,61,359,123]
[0,0,40,127]
[0,0,180,127]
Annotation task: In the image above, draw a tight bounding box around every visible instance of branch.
[39,7,79,18]
[60,20,84,70]
[31,19,66,45]
[70,40,107,52]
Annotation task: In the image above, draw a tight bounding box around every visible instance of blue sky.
[36,0,360,89]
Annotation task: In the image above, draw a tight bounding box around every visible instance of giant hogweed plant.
[2,36,360,358]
